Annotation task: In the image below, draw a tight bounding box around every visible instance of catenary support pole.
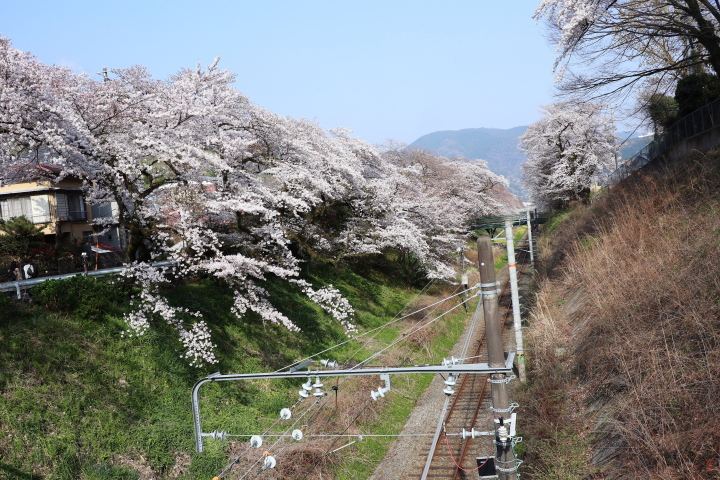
[504,220,526,383]
[477,236,517,480]
[526,209,535,272]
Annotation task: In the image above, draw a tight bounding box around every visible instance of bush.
[31,275,135,321]
[0,216,44,258]
[0,292,20,320]
[674,72,720,118]
[646,93,679,132]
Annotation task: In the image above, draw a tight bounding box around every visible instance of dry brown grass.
[520,151,720,479]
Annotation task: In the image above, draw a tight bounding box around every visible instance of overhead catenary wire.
[236,397,328,480]
[299,287,480,475]
[262,284,474,448]
[338,279,440,368]
[275,282,476,373]
[350,287,473,371]
[224,290,483,479]
[223,280,481,478]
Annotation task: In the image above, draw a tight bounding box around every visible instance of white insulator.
[320,359,338,369]
[442,356,459,366]
[302,379,313,391]
[497,425,510,443]
[249,435,263,448]
[298,389,309,399]
[280,408,292,420]
[292,429,303,441]
[313,376,324,389]
[313,387,325,397]
[443,385,455,396]
[444,374,456,386]
[262,456,276,470]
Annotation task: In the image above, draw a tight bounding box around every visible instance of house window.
[0,195,51,224]
[56,192,86,221]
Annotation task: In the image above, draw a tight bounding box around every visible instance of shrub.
[31,275,135,321]
[0,216,44,257]
[674,72,720,118]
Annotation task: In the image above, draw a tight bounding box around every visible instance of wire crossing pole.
[477,236,517,480]
[504,220,526,383]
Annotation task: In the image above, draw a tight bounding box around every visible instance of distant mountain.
[618,133,654,161]
[409,126,528,198]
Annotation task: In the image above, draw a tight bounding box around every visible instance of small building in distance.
[0,164,123,251]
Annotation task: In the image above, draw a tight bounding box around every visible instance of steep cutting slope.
[518,151,720,479]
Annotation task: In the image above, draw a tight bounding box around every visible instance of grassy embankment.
[0,249,480,479]
[517,151,720,479]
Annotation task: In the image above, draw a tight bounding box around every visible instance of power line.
[275,281,472,374]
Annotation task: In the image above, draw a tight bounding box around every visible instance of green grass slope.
[0,259,436,480]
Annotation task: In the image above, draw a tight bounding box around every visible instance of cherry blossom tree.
[377,145,510,279]
[535,0,720,101]
[520,101,617,209]
[0,35,515,366]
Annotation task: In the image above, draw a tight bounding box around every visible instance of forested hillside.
[519,150,720,479]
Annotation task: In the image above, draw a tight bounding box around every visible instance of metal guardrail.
[607,97,720,185]
[0,260,177,299]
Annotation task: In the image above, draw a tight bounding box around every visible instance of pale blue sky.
[1,1,557,145]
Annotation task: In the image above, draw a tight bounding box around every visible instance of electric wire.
[444,433,488,473]
[264,284,475,457]
[337,278,438,368]
[274,278,435,373]
[274,282,477,374]
[345,284,463,370]
[236,397,326,480]
[351,287,474,371]
[298,286,478,476]
[223,274,482,478]
[231,254,519,478]
[230,291,472,479]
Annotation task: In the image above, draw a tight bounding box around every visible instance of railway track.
[412,235,532,479]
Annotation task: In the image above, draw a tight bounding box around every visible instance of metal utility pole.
[460,245,469,312]
[526,209,535,271]
[97,67,110,82]
[477,236,517,479]
[504,220,526,383]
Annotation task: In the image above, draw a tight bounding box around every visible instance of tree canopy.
[520,101,617,209]
[535,0,720,102]
[0,36,517,366]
